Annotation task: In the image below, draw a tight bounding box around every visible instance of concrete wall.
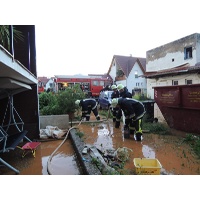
[39,115,69,129]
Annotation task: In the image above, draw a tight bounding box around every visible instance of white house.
[45,77,57,92]
[107,55,146,95]
[145,33,200,122]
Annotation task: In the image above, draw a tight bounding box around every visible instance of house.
[107,55,146,95]
[46,77,57,92]
[0,25,39,139]
[38,76,49,91]
[145,33,200,124]
[38,76,57,92]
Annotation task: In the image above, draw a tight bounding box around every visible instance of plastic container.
[133,158,162,175]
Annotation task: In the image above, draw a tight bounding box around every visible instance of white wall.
[146,33,200,72]
[109,60,117,81]
[147,51,197,72]
[147,73,200,100]
[127,62,147,94]
[46,78,56,92]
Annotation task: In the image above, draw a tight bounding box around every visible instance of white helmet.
[75,100,80,106]
[117,84,124,90]
[111,85,117,90]
[111,98,118,108]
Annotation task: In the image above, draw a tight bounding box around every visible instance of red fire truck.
[55,75,112,98]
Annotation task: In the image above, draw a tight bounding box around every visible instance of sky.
[2,0,200,78]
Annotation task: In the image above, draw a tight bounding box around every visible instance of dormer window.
[116,69,124,77]
[135,71,138,78]
[184,46,192,60]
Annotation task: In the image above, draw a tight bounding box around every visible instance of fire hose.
[47,108,111,175]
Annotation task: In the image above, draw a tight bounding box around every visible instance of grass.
[182,134,200,158]
[142,122,170,135]
[75,131,84,138]
[99,109,113,118]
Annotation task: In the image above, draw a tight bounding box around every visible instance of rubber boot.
[135,132,142,141]
[115,121,120,128]
[123,125,130,138]
[96,116,100,121]
[86,116,90,121]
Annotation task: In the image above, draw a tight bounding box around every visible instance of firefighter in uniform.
[75,99,100,121]
[117,84,132,98]
[114,84,132,128]
[111,85,120,122]
[111,97,146,141]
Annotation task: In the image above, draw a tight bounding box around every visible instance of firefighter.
[117,84,132,98]
[75,99,100,121]
[111,85,120,122]
[114,84,132,128]
[111,97,146,141]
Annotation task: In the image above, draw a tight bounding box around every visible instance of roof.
[38,76,50,85]
[88,73,112,80]
[144,63,200,78]
[108,55,146,77]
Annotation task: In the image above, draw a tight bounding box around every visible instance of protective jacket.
[119,87,132,98]
[111,90,120,99]
[116,97,145,120]
[111,89,120,123]
[80,98,97,112]
[79,98,99,121]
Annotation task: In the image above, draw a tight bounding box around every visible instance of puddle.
[142,145,156,158]
[80,119,200,175]
[1,118,199,175]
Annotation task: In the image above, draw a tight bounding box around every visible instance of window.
[92,80,98,86]
[116,69,124,77]
[99,81,104,86]
[135,71,138,78]
[184,46,192,59]
[185,79,192,85]
[172,80,178,85]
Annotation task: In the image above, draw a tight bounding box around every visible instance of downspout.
[9,25,14,60]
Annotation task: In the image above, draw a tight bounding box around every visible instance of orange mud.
[0,115,199,175]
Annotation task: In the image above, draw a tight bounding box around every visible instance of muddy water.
[0,139,81,175]
[78,119,200,175]
[0,117,199,175]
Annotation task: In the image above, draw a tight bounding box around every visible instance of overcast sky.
[3,0,200,78]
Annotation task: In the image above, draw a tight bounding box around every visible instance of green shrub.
[39,85,85,116]
[39,92,57,111]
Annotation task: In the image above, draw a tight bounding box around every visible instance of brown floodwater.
[0,115,199,175]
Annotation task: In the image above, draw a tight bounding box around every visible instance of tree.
[0,25,24,51]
